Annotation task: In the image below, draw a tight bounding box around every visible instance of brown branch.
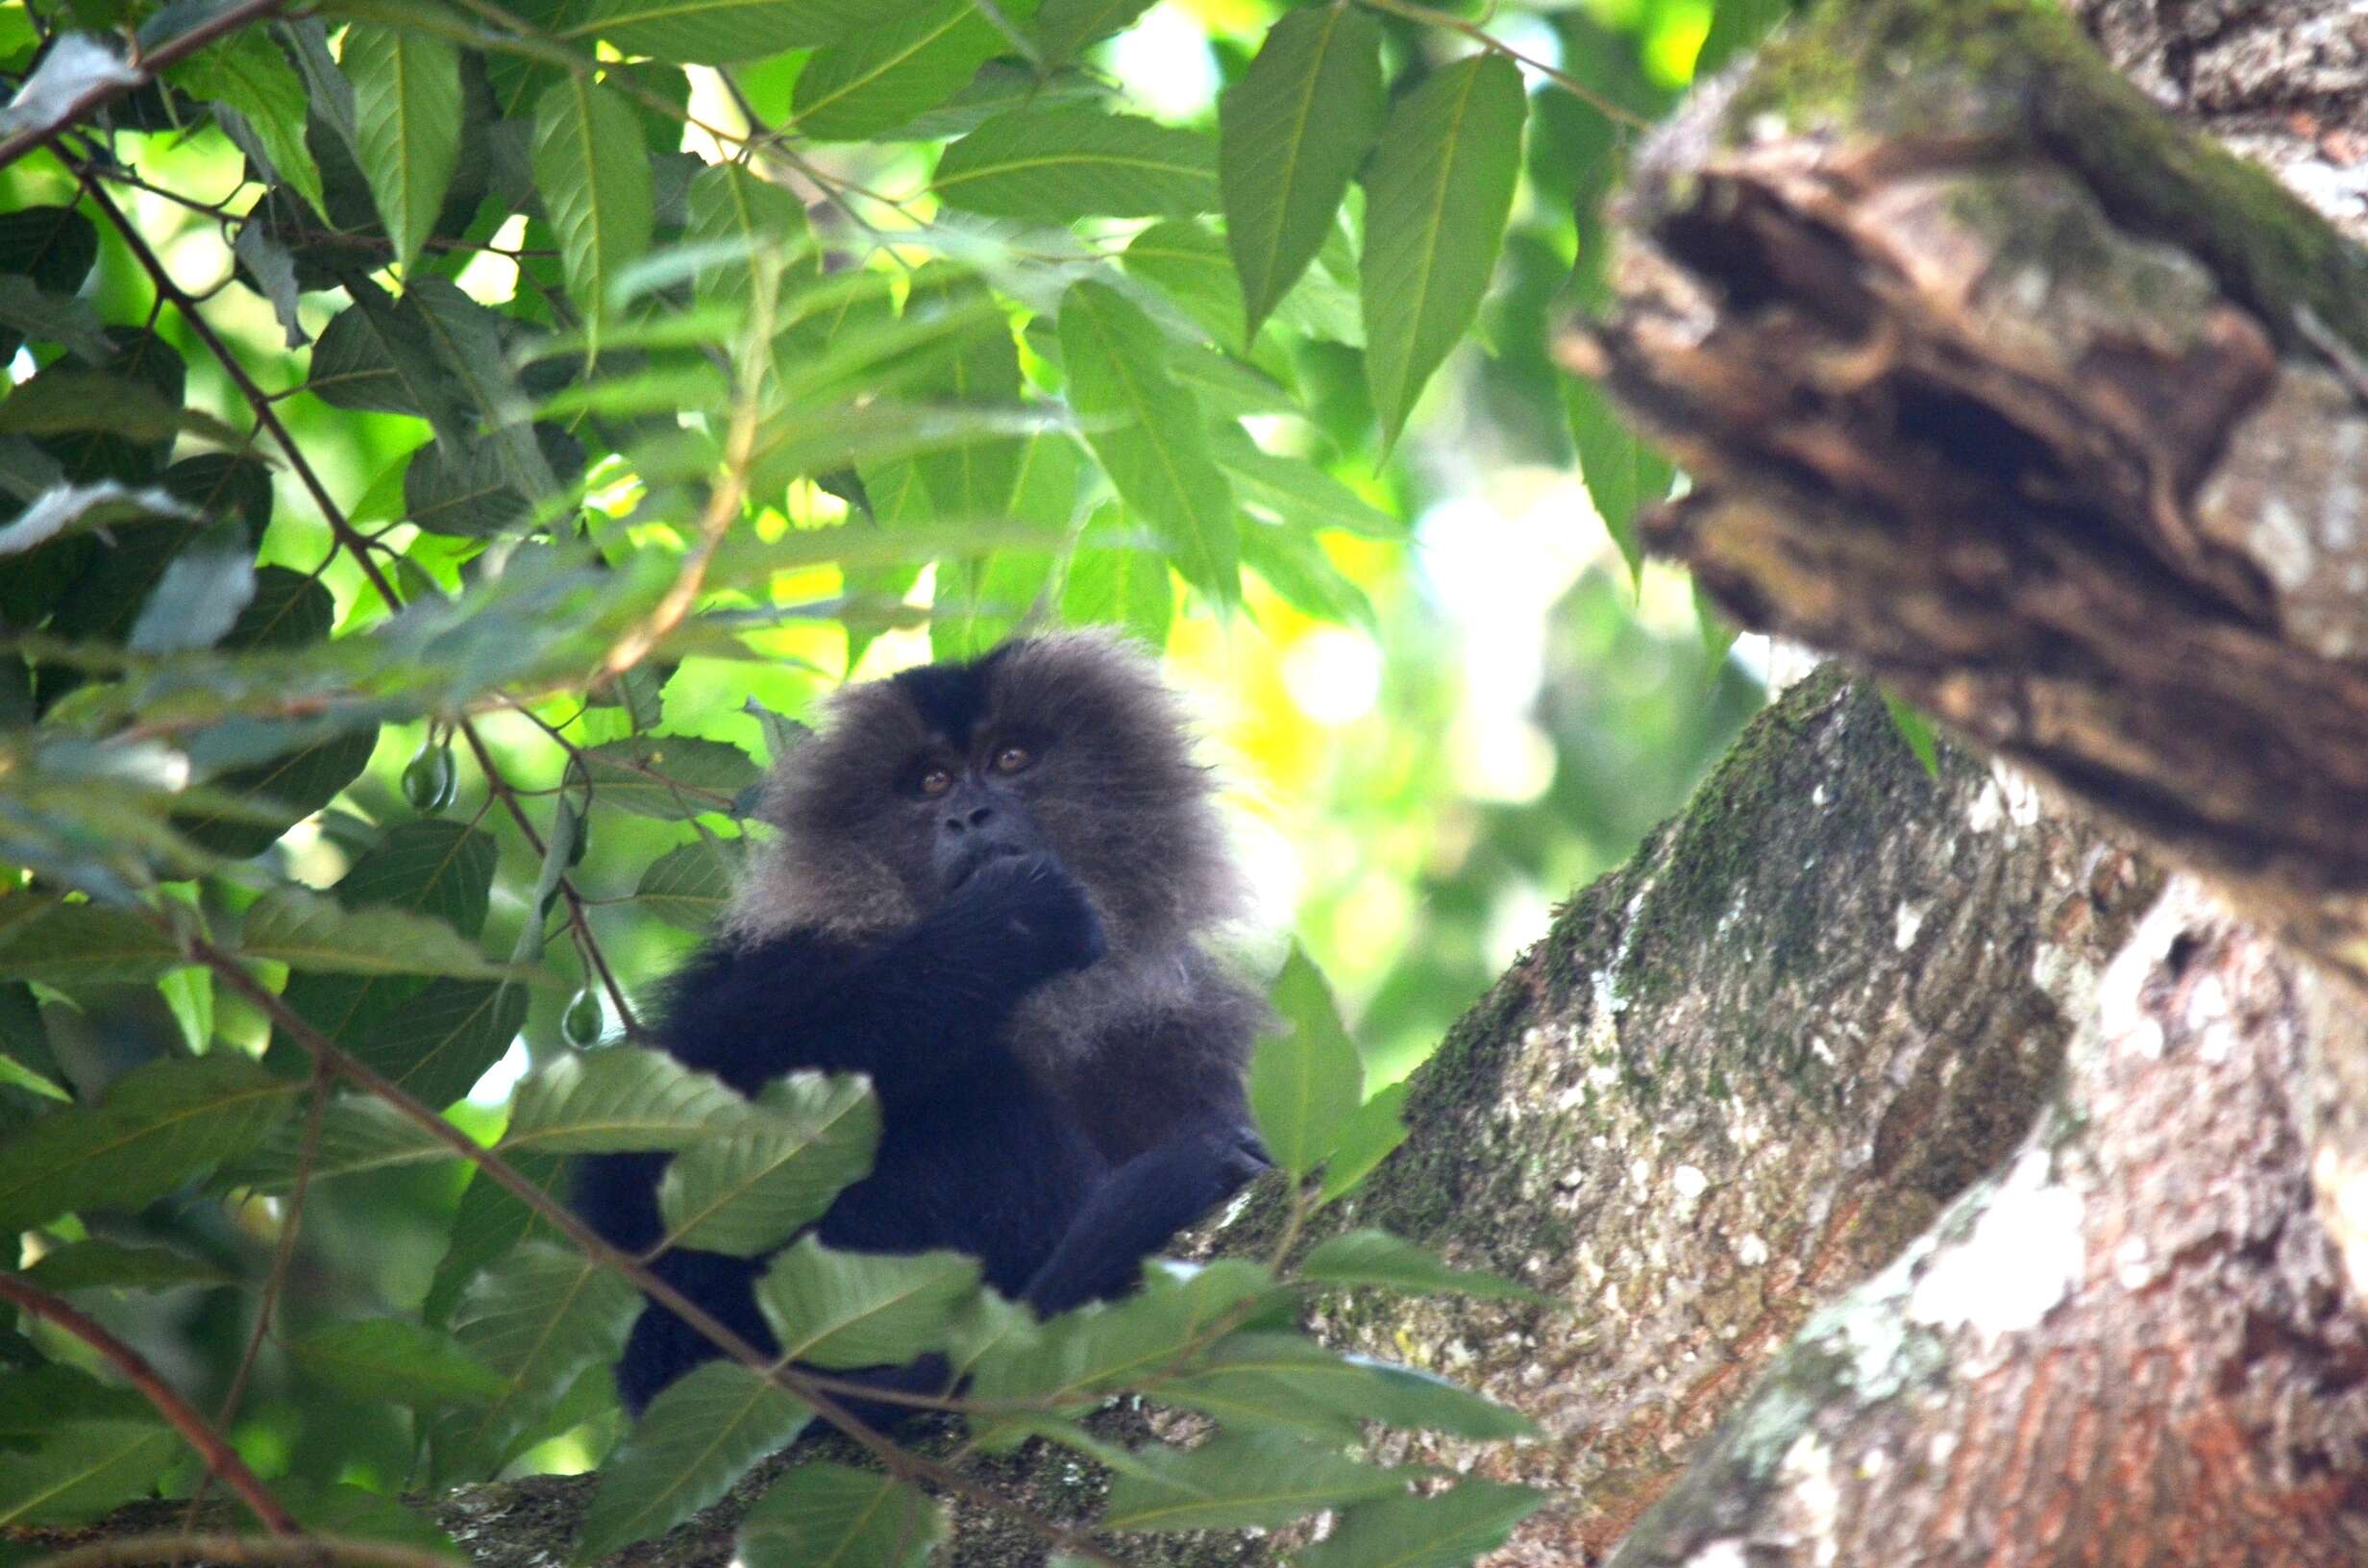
[0,1273,300,1536]
[0,0,290,172]
[30,1533,456,1568]
[181,938,1127,1568]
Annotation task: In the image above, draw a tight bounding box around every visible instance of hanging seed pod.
[562,986,604,1048]
[402,737,457,815]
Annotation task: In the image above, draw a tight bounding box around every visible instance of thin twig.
[1355,0,1652,130]
[0,0,290,171]
[182,938,1126,1567]
[75,166,649,1044]
[0,1274,299,1536]
[183,1066,333,1532]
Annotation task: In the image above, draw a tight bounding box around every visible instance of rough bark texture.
[1207,674,2151,1560]
[1564,0,2368,981]
[1609,880,2368,1565]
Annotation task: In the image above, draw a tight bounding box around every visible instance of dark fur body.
[574,633,1267,1414]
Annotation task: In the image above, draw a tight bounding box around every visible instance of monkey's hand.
[946,851,1108,982]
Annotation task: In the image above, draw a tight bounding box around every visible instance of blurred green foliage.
[0,0,1788,1558]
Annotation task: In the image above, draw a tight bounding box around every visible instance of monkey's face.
[740,631,1245,951]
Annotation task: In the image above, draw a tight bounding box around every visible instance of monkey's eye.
[991,745,1032,774]
[917,767,955,798]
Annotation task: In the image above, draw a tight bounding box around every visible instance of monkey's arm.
[660,853,1104,1105]
[1023,1111,1270,1313]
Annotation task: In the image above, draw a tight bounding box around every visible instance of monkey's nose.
[944,805,993,834]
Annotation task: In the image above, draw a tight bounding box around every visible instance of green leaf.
[1220,6,1382,343]
[503,1047,745,1155]
[1564,377,1669,586]
[1100,1430,1404,1532]
[1295,1479,1546,1568]
[23,1238,236,1292]
[908,270,1024,523]
[1211,425,1396,538]
[0,901,185,986]
[1360,55,1526,449]
[1238,518,1374,633]
[424,1150,567,1327]
[345,21,461,274]
[1059,505,1172,649]
[576,1362,813,1561]
[1057,280,1236,605]
[0,1054,298,1232]
[795,0,1028,143]
[634,838,749,931]
[755,1236,979,1368]
[289,1318,508,1408]
[433,1241,642,1477]
[0,1420,176,1528]
[351,977,529,1108]
[1296,1229,1547,1303]
[573,0,887,61]
[1318,1079,1408,1204]
[223,1094,453,1189]
[0,206,99,298]
[171,30,326,220]
[576,735,759,820]
[935,109,1218,221]
[1026,0,1153,60]
[1882,688,1942,778]
[1159,1332,1533,1440]
[1697,0,1794,76]
[970,1258,1278,1405]
[659,1071,878,1255]
[239,888,503,980]
[531,75,654,345]
[1248,943,1361,1178]
[686,161,813,320]
[740,1462,945,1568]
[272,1480,460,1558]
[309,290,466,426]
[181,723,380,859]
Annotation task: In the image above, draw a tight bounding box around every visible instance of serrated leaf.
[424,1150,567,1327]
[309,291,466,426]
[1360,55,1526,449]
[181,723,380,859]
[1237,518,1374,633]
[756,1237,978,1369]
[909,269,1024,523]
[22,1238,236,1292]
[970,1258,1277,1405]
[576,1362,813,1561]
[739,1462,945,1568]
[1057,280,1236,604]
[0,902,185,986]
[634,838,748,931]
[404,439,529,538]
[1158,1332,1533,1440]
[126,519,254,653]
[1564,377,1668,586]
[240,888,503,980]
[290,1318,507,1407]
[531,76,654,345]
[0,1420,176,1528]
[1248,943,1361,1178]
[659,1072,877,1255]
[1318,1078,1408,1204]
[571,0,886,61]
[0,1054,299,1232]
[1211,426,1397,538]
[346,21,461,274]
[795,0,1025,143]
[224,1093,453,1189]
[1295,1479,1546,1568]
[576,735,758,820]
[171,30,326,220]
[1100,1430,1404,1532]
[1221,6,1382,343]
[935,109,1217,221]
[0,206,99,297]
[686,161,813,321]
[503,1048,745,1155]
[434,1241,642,1477]
[1059,506,1172,649]
[1296,1229,1547,1303]
[353,978,529,1108]
[1026,0,1153,61]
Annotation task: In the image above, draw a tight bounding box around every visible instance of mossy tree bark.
[1565,0,2368,1557]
